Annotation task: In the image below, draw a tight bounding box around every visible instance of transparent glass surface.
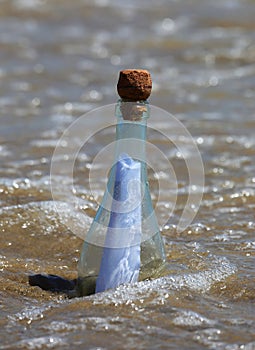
[77,100,166,296]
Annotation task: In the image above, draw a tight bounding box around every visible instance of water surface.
[0,0,255,349]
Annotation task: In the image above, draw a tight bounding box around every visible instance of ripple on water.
[0,336,67,350]
[92,254,237,306]
[0,200,93,240]
[172,309,216,330]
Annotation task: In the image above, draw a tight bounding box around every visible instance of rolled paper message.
[95,154,141,293]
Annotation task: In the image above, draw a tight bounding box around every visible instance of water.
[0,0,255,349]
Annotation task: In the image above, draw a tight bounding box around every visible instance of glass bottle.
[77,99,166,296]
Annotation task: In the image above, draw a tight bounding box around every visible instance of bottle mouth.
[116,100,150,121]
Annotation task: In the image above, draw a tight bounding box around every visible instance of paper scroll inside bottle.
[96,154,141,293]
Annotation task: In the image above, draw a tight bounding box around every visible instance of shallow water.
[0,0,255,349]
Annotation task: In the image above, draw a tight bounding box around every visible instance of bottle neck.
[114,100,149,162]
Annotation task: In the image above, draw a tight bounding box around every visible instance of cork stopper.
[117,69,152,101]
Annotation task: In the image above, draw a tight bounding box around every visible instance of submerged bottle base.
[77,233,167,296]
[76,275,97,297]
[77,262,167,297]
